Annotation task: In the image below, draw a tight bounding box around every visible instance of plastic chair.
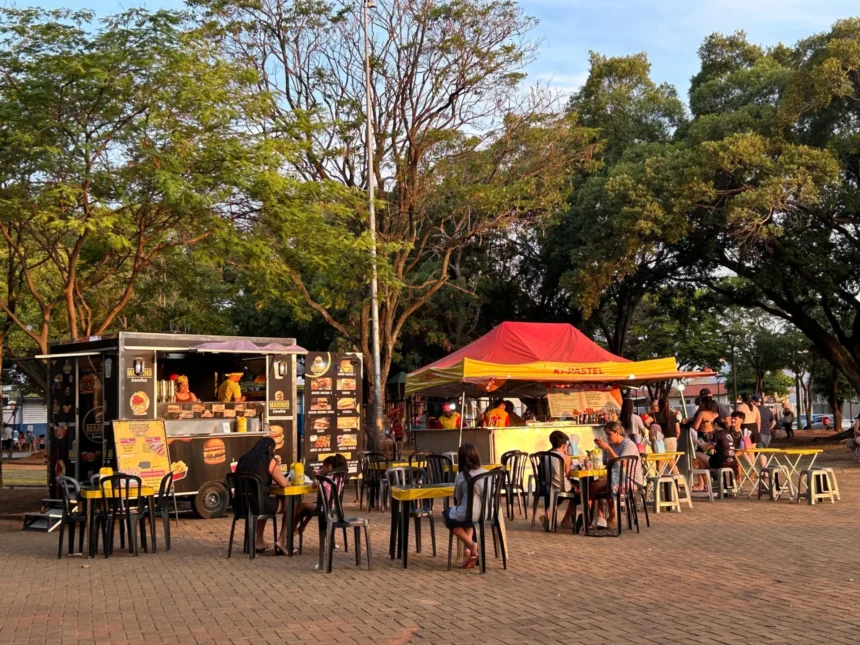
[409,451,433,469]
[500,450,528,520]
[95,474,152,557]
[387,466,436,557]
[528,451,577,531]
[154,473,178,551]
[590,456,643,536]
[225,472,280,560]
[425,454,454,484]
[359,452,390,512]
[446,469,508,573]
[317,473,372,573]
[442,451,459,467]
[56,476,86,559]
[298,468,350,554]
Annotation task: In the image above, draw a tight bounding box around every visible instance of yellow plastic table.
[80,486,156,557]
[389,484,455,568]
[568,468,607,536]
[270,484,315,556]
[780,449,823,501]
[736,448,784,497]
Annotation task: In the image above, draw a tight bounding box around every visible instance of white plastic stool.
[672,473,694,509]
[650,476,681,513]
[688,469,715,502]
[797,469,835,505]
[821,467,841,501]
[711,468,736,499]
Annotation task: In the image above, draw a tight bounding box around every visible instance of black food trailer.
[39,332,315,518]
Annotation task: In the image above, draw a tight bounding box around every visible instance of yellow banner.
[113,419,170,491]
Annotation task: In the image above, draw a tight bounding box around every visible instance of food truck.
[40,332,364,518]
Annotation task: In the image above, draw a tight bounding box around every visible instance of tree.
[551,52,687,356]
[563,22,860,396]
[201,0,599,401]
[0,8,263,361]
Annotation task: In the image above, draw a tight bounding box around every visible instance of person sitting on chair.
[590,421,643,530]
[538,430,579,531]
[443,443,487,569]
[234,437,292,555]
[294,454,348,535]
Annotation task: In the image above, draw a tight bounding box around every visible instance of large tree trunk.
[827,366,843,430]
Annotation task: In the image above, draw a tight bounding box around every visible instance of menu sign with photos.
[113,419,170,490]
[122,352,155,419]
[304,352,362,473]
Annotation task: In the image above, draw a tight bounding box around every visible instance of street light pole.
[362,0,383,446]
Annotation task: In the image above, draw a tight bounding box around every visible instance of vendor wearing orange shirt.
[484,400,510,427]
[439,403,461,429]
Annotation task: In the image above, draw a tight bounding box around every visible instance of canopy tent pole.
[458,390,466,447]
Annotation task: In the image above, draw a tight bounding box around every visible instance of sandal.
[461,554,478,569]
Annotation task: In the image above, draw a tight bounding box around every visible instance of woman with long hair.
[656,397,680,452]
[234,436,292,555]
[619,398,646,438]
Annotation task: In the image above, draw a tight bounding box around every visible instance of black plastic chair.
[154,473,178,551]
[446,469,508,573]
[500,450,529,520]
[409,451,433,469]
[225,472,280,559]
[317,473,372,573]
[387,466,436,558]
[298,468,349,555]
[529,451,578,531]
[95,474,152,557]
[359,452,390,512]
[56,476,86,559]
[425,454,454,484]
[590,456,647,536]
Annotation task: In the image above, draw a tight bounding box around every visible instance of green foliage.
[0,7,266,351]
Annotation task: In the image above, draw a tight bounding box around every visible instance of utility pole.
[362,0,383,446]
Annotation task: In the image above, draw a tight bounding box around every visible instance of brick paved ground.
[2,469,860,645]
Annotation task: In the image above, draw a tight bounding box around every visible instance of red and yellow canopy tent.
[406,322,713,399]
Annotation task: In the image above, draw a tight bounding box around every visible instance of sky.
[7,0,859,100]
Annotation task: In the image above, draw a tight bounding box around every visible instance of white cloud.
[534,71,588,96]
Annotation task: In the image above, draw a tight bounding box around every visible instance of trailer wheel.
[193,481,228,519]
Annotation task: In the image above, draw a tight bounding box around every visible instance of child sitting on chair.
[443,443,487,569]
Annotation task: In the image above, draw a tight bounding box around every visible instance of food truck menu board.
[304,352,362,473]
[547,387,621,418]
[112,419,171,491]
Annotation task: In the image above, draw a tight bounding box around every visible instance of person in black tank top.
[235,437,292,554]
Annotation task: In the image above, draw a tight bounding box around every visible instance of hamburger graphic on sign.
[308,352,331,377]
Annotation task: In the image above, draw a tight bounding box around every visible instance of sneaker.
[595,517,608,529]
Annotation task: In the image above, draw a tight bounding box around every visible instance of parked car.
[799,414,852,430]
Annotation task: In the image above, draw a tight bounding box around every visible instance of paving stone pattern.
[2,473,860,644]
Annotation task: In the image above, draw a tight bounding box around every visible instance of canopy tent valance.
[406,322,714,397]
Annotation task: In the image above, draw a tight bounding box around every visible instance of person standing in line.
[753,395,775,447]
[655,397,680,453]
[619,398,646,439]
